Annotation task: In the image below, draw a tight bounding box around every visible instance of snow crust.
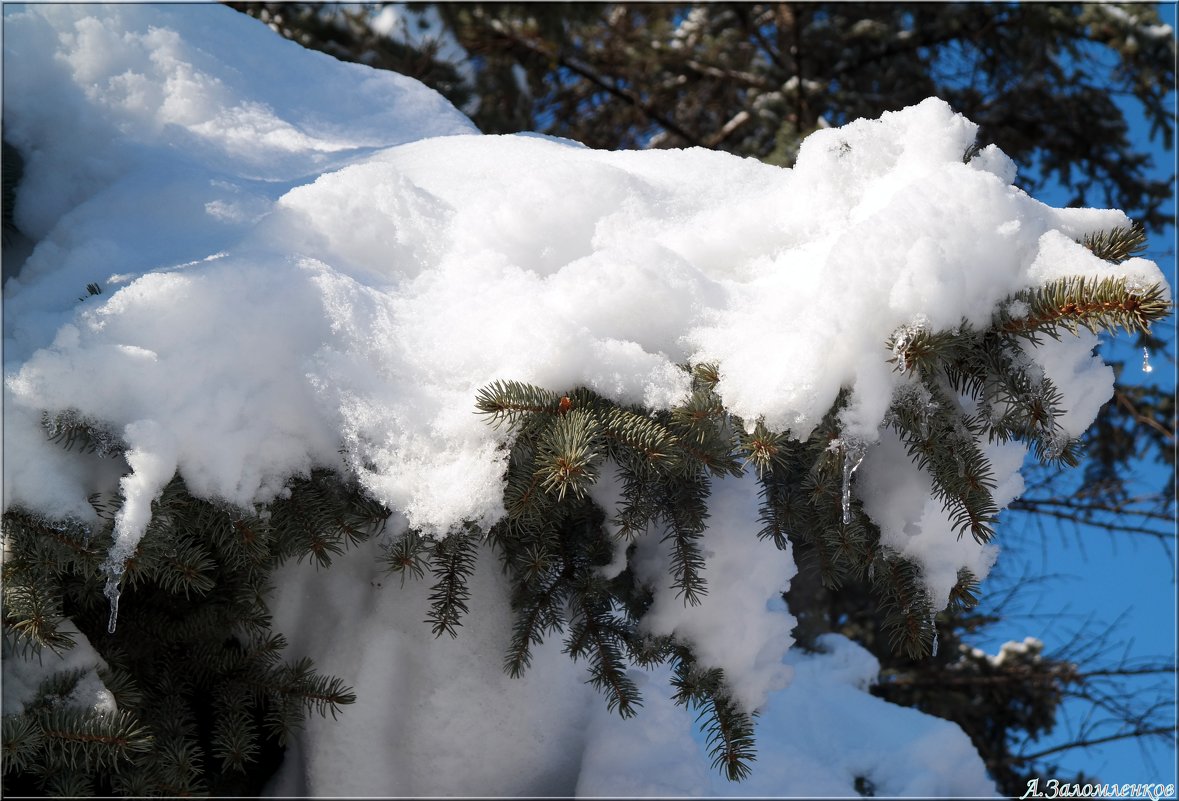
[2,4,1167,796]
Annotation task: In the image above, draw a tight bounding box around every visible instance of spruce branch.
[77,282,103,301]
[739,419,792,476]
[475,379,562,429]
[44,771,96,797]
[887,322,973,377]
[998,275,1170,340]
[670,655,757,782]
[150,537,217,598]
[41,409,125,457]
[504,574,566,678]
[947,567,982,611]
[504,464,553,525]
[200,506,272,568]
[670,388,727,444]
[425,527,480,638]
[35,707,154,772]
[380,527,430,586]
[4,466,359,793]
[599,406,679,468]
[659,478,711,606]
[268,656,357,720]
[701,693,758,782]
[3,578,77,657]
[535,408,603,501]
[1080,222,1146,263]
[755,473,799,550]
[153,738,205,794]
[565,608,642,718]
[272,470,388,568]
[889,380,999,544]
[662,376,743,479]
[2,506,103,569]
[690,361,722,391]
[211,705,260,773]
[1,715,46,775]
[961,336,1085,468]
[872,554,937,660]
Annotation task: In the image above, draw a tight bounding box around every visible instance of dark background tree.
[225,3,1173,794]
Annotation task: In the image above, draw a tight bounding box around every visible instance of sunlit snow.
[3,4,1168,796]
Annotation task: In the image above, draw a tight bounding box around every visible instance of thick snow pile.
[575,633,996,797]
[2,4,1167,796]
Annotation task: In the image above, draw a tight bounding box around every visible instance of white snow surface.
[1,618,117,719]
[1,4,1167,796]
[575,634,999,798]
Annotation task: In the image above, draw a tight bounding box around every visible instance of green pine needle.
[425,528,479,638]
[1081,223,1146,263]
[999,275,1170,339]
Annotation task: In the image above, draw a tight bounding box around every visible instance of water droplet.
[1142,347,1153,374]
[104,572,122,634]
[841,440,867,525]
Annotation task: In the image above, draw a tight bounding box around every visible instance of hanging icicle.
[929,610,939,658]
[841,439,867,525]
[104,571,123,634]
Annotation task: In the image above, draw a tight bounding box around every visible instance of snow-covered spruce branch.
[458,260,1169,775]
[998,275,1170,340]
[1,471,383,791]
[3,221,1169,786]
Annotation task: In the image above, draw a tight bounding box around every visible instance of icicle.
[929,610,939,658]
[841,440,867,525]
[104,571,122,634]
[916,386,937,439]
[891,333,911,373]
[1142,347,1153,374]
[1043,430,1070,461]
[867,560,876,583]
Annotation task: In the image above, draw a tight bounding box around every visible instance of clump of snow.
[2,3,1169,795]
[575,635,998,797]
[991,636,1045,668]
[1,620,116,719]
[264,539,598,796]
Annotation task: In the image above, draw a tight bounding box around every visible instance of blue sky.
[972,2,1177,786]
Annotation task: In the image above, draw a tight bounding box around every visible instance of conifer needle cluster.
[2,468,379,794]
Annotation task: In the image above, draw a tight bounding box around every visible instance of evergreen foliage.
[2,456,378,795]
[459,246,1166,777]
